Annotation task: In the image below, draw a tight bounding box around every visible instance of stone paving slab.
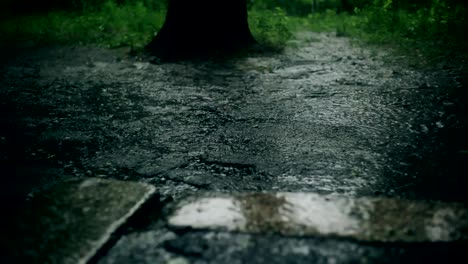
[169,193,468,242]
[6,178,157,264]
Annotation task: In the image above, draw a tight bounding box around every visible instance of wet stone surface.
[4,178,156,264]
[100,230,467,264]
[168,193,468,242]
[1,32,467,262]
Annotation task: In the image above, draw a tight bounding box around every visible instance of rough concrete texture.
[1,33,467,201]
[169,193,468,242]
[99,228,467,264]
[1,31,467,263]
[4,178,156,264]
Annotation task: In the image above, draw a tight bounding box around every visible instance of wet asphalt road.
[1,32,467,263]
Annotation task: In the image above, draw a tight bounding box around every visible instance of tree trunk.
[339,0,354,13]
[146,0,256,59]
[311,0,317,13]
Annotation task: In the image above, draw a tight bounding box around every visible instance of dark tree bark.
[146,0,256,59]
[339,0,354,13]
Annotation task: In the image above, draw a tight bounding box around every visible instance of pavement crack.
[198,156,257,174]
[165,175,211,189]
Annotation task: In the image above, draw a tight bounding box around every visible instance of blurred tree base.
[145,0,256,60]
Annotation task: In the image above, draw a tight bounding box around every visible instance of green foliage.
[0,1,165,49]
[249,7,294,48]
[305,9,352,33]
[358,0,467,47]
[0,0,168,13]
[71,0,168,11]
[249,0,316,16]
[0,0,296,50]
[1,0,467,55]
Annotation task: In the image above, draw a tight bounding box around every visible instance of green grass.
[248,7,294,48]
[0,1,166,49]
[1,0,466,62]
[0,2,297,50]
[290,6,468,66]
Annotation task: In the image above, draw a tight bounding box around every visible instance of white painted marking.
[168,192,468,242]
[169,197,246,231]
[279,193,360,236]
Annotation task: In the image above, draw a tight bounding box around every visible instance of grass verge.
[0,1,165,49]
[1,1,466,64]
[0,2,296,50]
